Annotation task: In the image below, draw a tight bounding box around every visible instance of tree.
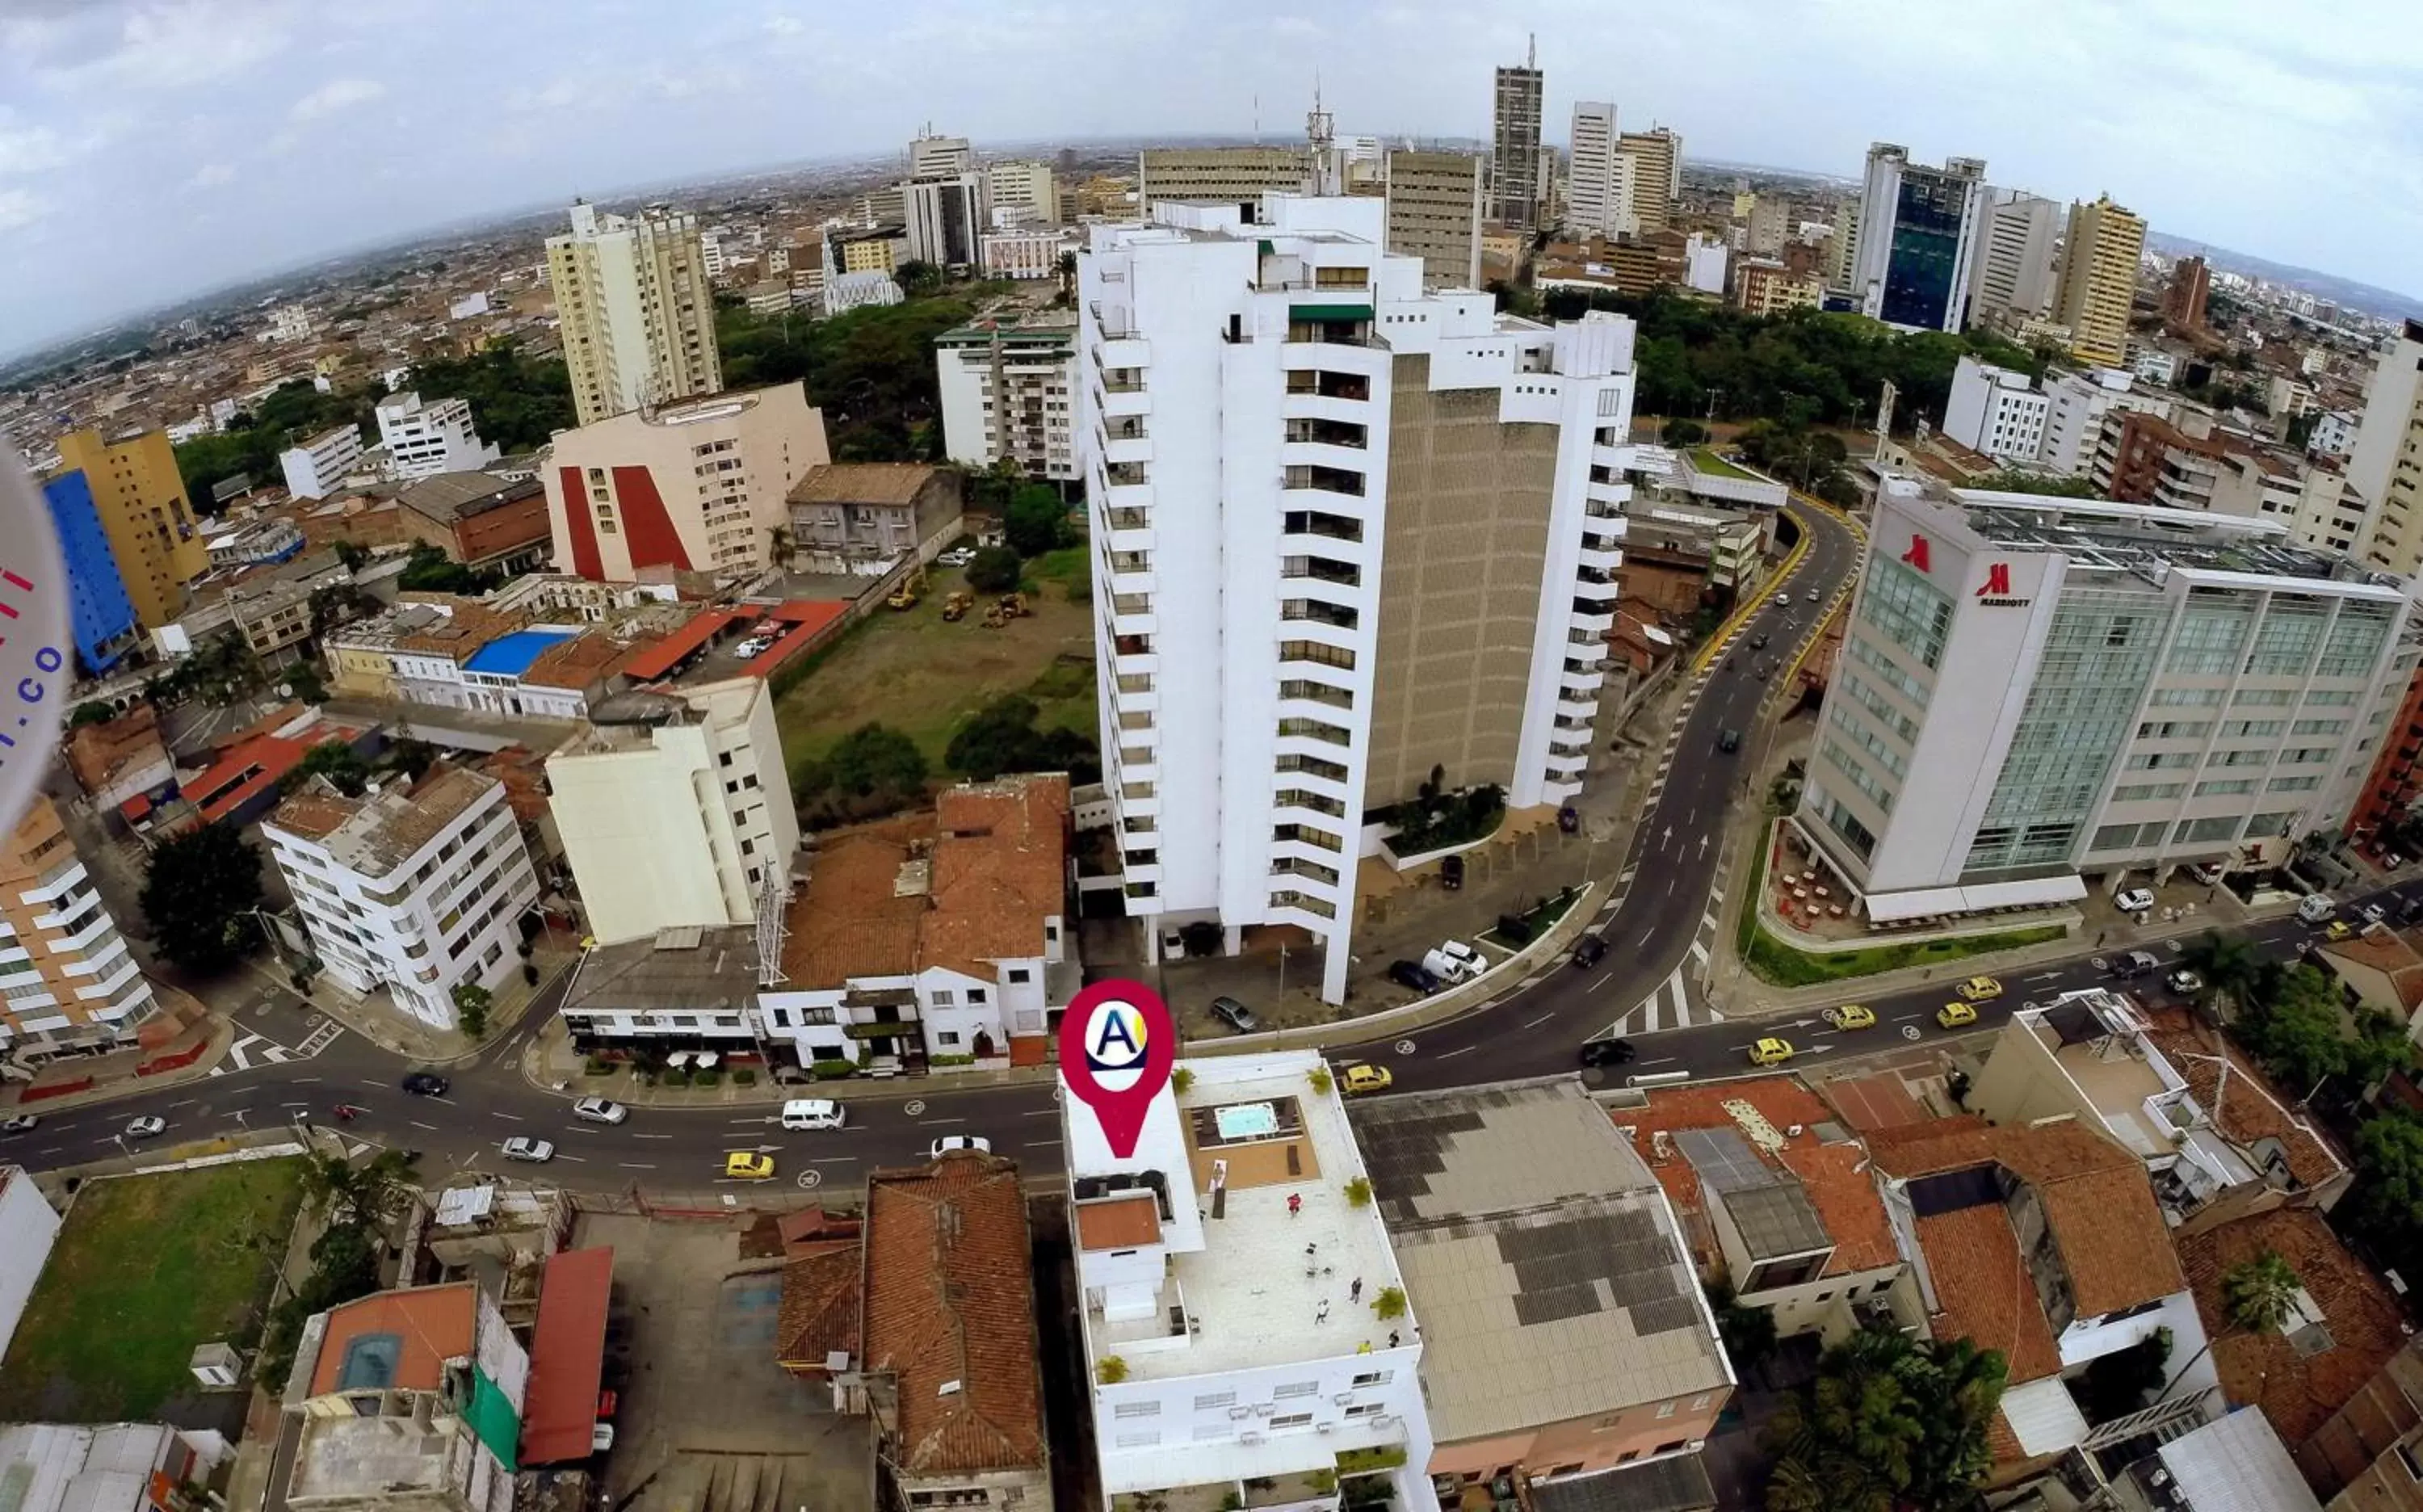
[2236,963,2354,1091]
[1973,469,2100,498]
[333,540,370,571]
[397,544,497,595]
[1706,1281,1778,1375]
[965,545,1023,592]
[405,340,577,452]
[453,983,493,1040]
[2350,1111,2423,1258]
[896,259,944,296]
[298,1148,419,1227]
[69,701,115,729]
[1371,1286,1407,1321]
[1660,417,1709,447]
[825,723,929,800]
[285,662,328,704]
[944,694,1100,783]
[142,825,266,973]
[2222,1251,2302,1334]
[2072,1325,2171,1422]
[280,738,368,797]
[1763,1327,2006,1512]
[1004,485,1069,556]
[2179,929,2264,1020]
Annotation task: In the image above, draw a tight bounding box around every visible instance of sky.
[3,0,2421,358]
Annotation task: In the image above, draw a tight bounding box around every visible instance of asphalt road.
[6,504,2399,1191]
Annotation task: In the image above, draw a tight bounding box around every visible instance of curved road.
[5,503,2393,1190]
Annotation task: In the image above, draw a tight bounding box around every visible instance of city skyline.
[1,0,2418,354]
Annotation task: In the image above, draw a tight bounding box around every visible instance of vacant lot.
[771,561,1096,788]
[0,1157,308,1422]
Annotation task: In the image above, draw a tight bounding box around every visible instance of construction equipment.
[887,564,927,611]
[981,603,1010,628]
[941,590,973,622]
[997,592,1031,619]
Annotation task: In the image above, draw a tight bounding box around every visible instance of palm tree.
[1056,250,1077,302]
[2179,929,2265,1023]
[2222,1250,2303,1334]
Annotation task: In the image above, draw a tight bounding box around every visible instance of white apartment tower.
[1079,196,1636,1002]
[1850,144,1989,332]
[1970,189,2061,328]
[0,797,157,1060]
[2350,320,2423,577]
[907,130,974,180]
[934,311,1080,482]
[1566,101,1623,237]
[545,202,724,428]
[1944,355,2050,463]
[375,392,502,482]
[280,423,364,501]
[264,766,540,1029]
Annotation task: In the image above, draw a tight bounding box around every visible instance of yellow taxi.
[1937,1002,1980,1029]
[1955,976,2004,1002]
[1340,1063,1394,1095]
[1821,1004,1876,1031]
[723,1151,777,1181]
[1748,1037,1796,1067]
[2324,920,2355,942]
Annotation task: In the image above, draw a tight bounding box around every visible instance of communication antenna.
[754,864,791,986]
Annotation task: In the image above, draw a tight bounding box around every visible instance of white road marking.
[617,1163,657,1170]
[169,1098,199,1109]
[1636,1056,1678,1067]
[1522,1013,1554,1030]
[1024,1138,1064,1149]
[1434,1045,1476,1060]
[807,1156,860,1166]
[631,1132,675,1140]
[1589,970,1614,992]
[1021,1108,1059,1118]
[556,1153,588,1163]
[410,1120,439,1132]
[493,1111,524,1122]
[919,1116,968,1125]
[1690,939,1711,965]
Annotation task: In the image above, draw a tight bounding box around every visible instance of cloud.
[506,78,582,113]
[290,77,386,120]
[0,188,52,233]
[183,162,236,190]
[765,13,805,36]
[0,125,73,177]
[32,1,296,93]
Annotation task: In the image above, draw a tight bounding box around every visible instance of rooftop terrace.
[1947,490,2399,589]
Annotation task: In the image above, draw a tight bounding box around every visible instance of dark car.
[1750,632,1769,650]
[401,1072,450,1097]
[1717,728,1741,753]
[1578,1037,1637,1068]
[1388,960,1442,994]
[1209,996,1259,1033]
[1573,934,1607,968]
[1440,855,1465,891]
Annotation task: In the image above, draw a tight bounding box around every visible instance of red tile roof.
[863,1153,1046,1477]
[783,816,932,986]
[187,718,364,823]
[776,1247,862,1375]
[2139,1009,2346,1191]
[521,1247,615,1467]
[1913,1204,2063,1386]
[309,1283,477,1396]
[747,600,849,674]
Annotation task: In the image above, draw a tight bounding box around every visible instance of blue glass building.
[44,469,140,674]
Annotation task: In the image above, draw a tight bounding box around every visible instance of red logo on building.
[1902,535,1931,573]
[1979,562,2013,597]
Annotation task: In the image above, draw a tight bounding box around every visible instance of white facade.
[1565,101,1621,237]
[2350,321,2423,575]
[2039,368,2161,477]
[1078,197,1636,1002]
[279,423,364,500]
[981,227,1068,281]
[1850,144,1988,333]
[269,304,315,342]
[985,159,1059,224]
[903,174,985,268]
[1682,231,1728,295]
[935,313,1080,482]
[1799,488,2416,918]
[908,132,973,179]
[376,391,502,482]
[0,1169,60,1362]
[2131,347,2179,386]
[1969,189,2060,327]
[2309,408,2359,460]
[823,270,905,316]
[1063,1052,1436,1512]
[1943,355,2050,463]
[546,679,800,944]
[264,768,540,1029]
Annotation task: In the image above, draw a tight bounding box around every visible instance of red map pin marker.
[1060,978,1175,1160]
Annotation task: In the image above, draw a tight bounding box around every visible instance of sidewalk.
[0,983,237,1115]
[229,939,577,1065]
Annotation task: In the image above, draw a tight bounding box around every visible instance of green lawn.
[1692,447,1758,481]
[0,1158,309,1420]
[1737,836,2068,986]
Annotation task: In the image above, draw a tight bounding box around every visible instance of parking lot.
[577,1213,869,1512]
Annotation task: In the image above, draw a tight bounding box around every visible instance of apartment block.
[395,472,552,574]
[2165,254,2212,334]
[376,392,501,482]
[903,174,985,268]
[264,766,540,1028]
[43,470,139,673]
[1849,144,1988,332]
[1944,355,2050,462]
[1615,128,1682,234]
[1734,258,1824,315]
[546,678,800,944]
[906,130,972,179]
[2054,194,2148,368]
[546,202,723,427]
[1381,150,1484,289]
[1137,147,1312,210]
[281,423,366,501]
[985,158,1060,223]
[1491,46,1544,230]
[2039,366,2163,477]
[934,311,1080,482]
[51,426,209,631]
[981,227,1065,280]
[1077,196,1636,1002]
[783,463,962,572]
[2350,320,2423,577]
[1797,486,2414,923]
[541,383,830,582]
[0,796,156,1059]
[1062,1050,1437,1512]
[1565,101,1621,237]
[1969,188,2060,327]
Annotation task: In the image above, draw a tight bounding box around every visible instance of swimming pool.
[1214,1101,1280,1140]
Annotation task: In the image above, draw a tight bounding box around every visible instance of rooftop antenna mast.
[754,865,791,987]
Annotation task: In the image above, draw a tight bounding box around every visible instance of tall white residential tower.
[545,203,723,427]
[1566,101,1623,237]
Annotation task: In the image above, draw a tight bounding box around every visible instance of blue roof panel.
[464,628,578,677]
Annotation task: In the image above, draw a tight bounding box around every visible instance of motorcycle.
[333,1104,362,1123]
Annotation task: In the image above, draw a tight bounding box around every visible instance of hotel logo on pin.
[1059,979,1175,1159]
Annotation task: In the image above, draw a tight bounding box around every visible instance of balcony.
[1285,314,1374,347]
[1281,599,1359,632]
[1281,508,1364,545]
[1281,555,1362,589]
[1283,417,1368,449]
[1283,371,1371,402]
[1561,660,1608,692]
[1578,535,1623,573]
[1283,464,1367,498]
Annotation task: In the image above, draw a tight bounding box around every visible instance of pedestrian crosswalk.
[1601,964,1727,1037]
[211,1023,345,1076]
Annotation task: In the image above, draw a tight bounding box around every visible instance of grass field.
[1692,447,1758,481]
[1736,836,2068,986]
[771,561,1098,789]
[0,1158,309,1421]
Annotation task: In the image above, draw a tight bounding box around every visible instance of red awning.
[519,1246,615,1465]
[622,609,745,682]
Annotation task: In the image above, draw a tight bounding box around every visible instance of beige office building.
[2351,320,2423,577]
[2052,195,2147,369]
[1384,149,1484,288]
[50,426,208,632]
[1136,146,1311,208]
[546,202,724,427]
[1616,128,1683,233]
[984,158,1060,223]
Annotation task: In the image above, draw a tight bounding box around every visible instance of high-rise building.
[906,130,973,180]
[0,796,157,1059]
[263,765,540,1030]
[546,678,800,945]
[540,383,831,582]
[1566,100,1621,237]
[545,202,723,427]
[1381,149,1484,288]
[2052,195,2148,368]
[902,174,985,267]
[41,472,138,674]
[1490,40,1544,230]
[1078,195,1636,1002]
[1848,144,1989,331]
[279,423,364,500]
[2163,254,2211,333]
[934,309,1081,482]
[374,392,501,482]
[1822,199,1861,292]
[50,426,208,632]
[1136,146,1312,210]
[1615,127,1683,233]
[2350,320,2423,577]
[1745,193,1790,255]
[1969,189,2060,328]
[984,158,1059,224]
[1799,488,2413,922]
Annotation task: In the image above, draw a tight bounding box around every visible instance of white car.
[780,1098,846,1131]
[930,1135,992,1158]
[2114,888,2156,914]
[1773,593,1791,609]
[1426,939,1485,984]
[733,636,770,659]
[124,1115,166,1140]
[938,548,975,567]
[572,1097,628,1125]
[2363,901,2388,925]
[502,1136,556,1162]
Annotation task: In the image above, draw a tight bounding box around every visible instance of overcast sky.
[4,0,2420,358]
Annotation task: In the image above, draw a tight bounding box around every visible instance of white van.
[780,1098,846,1131]
[2296,893,2337,925]
[1422,947,1475,985]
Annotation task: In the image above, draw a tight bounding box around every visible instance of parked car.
[1577,1037,1636,1068]
[572,1098,628,1125]
[1748,1037,1795,1067]
[502,1136,556,1162]
[733,636,771,659]
[0,1115,36,1135]
[1435,939,1486,978]
[1955,975,2003,1002]
[2362,901,2388,925]
[2325,919,2355,942]
[2167,969,2203,998]
[930,1135,992,1157]
[1339,1063,1393,1095]
[779,1098,846,1131]
[1572,934,1607,968]
[1820,1004,1875,1031]
[1209,996,1259,1033]
[1936,1002,1980,1029]
[401,1072,449,1097]
[937,548,975,567]
[1388,960,1442,994]
[1717,729,1741,753]
[2114,888,2156,914]
[124,1115,166,1139]
[2189,863,2224,885]
[2297,893,2338,924]
[2112,949,2161,978]
[724,1151,776,1180]
[1439,855,1465,891]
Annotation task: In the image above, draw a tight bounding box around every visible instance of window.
[2137,720,2212,740]
[2112,783,2186,802]
[2194,779,2257,796]
[1113,1401,1159,1418]
[1274,1381,1318,1399]
[2267,775,2322,793]
[1350,1370,1392,1388]
[1656,1401,1678,1419]
[1691,1393,1714,1410]
[930,989,955,1006]
[968,988,987,1004]
[2207,749,2270,767]
[1113,1430,1160,1448]
[2234,687,2295,707]
[1007,968,1031,984]
[938,1031,961,1047]
[1345,1403,1384,1418]
[1857,558,1955,669]
[1653,1440,1688,1455]
[1270,1413,1314,1430]
[2218,720,2284,738]
[1193,1392,1236,1411]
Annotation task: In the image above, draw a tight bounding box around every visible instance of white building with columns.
[1078,195,1636,1002]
